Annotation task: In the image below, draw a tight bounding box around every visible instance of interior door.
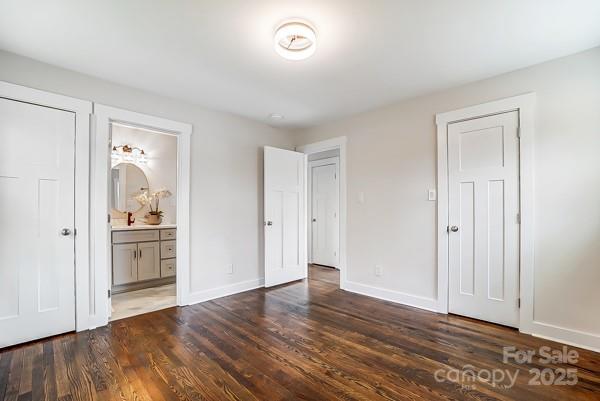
[137,241,161,281]
[311,161,339,267]
[448,111,520,327]
[264,146,307,287]
[0,97,76,347]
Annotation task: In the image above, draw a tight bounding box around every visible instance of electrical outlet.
[374,265,383,277]
[226,264,233,274]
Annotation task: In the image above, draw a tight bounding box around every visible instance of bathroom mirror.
[110,163,150,213]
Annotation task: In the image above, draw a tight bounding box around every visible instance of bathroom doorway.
[93,104,192,326]
[108,122,178,320]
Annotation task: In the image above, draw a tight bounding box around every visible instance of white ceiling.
[1,1,600,128]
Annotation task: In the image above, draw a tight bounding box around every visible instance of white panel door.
[0,97,76,347]
[311,162,339,267]
[448,111,520,327]
[264,147,306,287]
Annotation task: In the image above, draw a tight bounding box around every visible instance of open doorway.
[108,122,178,320]
[297,137,347,289]
[263,137,346,290]
[307,150,340,285]
[93,104,191,328]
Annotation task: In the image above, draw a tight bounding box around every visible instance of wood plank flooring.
[1,265,599,401]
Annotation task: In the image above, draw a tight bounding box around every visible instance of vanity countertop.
[111,223,177,231]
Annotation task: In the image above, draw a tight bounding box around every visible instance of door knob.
[266,221,273,226]
[312,218,317,222]
[60,228,72,236]
[450,226,459,232]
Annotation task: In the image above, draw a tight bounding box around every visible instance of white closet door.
[448,111,520,327]
[0,97,76,347]
[311,161,339,267]
[264,147,307,287]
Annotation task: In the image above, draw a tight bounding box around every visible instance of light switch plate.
[226,264,233,274]
[428,189,436,201]
[374,265,383,276]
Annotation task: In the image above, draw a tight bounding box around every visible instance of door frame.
[93,104,192,328]
[307,156,340,267]
[0,80,92,332]
[435,93,536,334]
[296,137,347,289]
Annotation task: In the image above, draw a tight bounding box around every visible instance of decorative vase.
[146,214,162,225]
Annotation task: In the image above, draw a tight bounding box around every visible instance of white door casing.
[0,97,76,347]
[296,137,347,289]
[310,159,339,267]
[94,104,191,326]
[264,146,307,287]
[448,111,520,327]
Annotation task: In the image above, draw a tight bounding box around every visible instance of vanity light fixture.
[274,19,317,61]
[111,144,148,164]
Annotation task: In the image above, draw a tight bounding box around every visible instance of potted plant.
[135,188,172,225]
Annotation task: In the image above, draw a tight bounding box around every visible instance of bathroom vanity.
[111,224,176,293]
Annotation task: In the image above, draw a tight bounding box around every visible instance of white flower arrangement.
[135,188,172,216]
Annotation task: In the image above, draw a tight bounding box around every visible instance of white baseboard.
[530,321,600,353]
[185,278,265,306]
[344,280,439,313]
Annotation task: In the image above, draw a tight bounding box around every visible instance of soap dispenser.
[127,212,135,226]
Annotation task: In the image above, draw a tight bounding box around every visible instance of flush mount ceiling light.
[274,19,317,61]
[269,113,285,120]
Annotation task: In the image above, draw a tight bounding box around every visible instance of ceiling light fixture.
[274,19,316,61]
[269,113,284,120]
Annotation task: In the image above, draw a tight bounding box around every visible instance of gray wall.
[0,50,295,308]
[294,47,600,344]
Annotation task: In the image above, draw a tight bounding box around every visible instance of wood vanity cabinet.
[112,228,176,292]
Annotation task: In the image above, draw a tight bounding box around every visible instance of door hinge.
[517,126,521,139]
[517,298,521,308]
[108,214,111,223]
[73,228,77,236]
[334,172,337,179]
[108,289,111,298]
[517,213,521,224]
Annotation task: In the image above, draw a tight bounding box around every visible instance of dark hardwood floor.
[1,265,599,401]
[308,263,340,284]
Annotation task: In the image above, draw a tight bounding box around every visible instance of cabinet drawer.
[160,229,176,240]
[161,240,176,259]
[113,230,159,244]
[161,258,176,277]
